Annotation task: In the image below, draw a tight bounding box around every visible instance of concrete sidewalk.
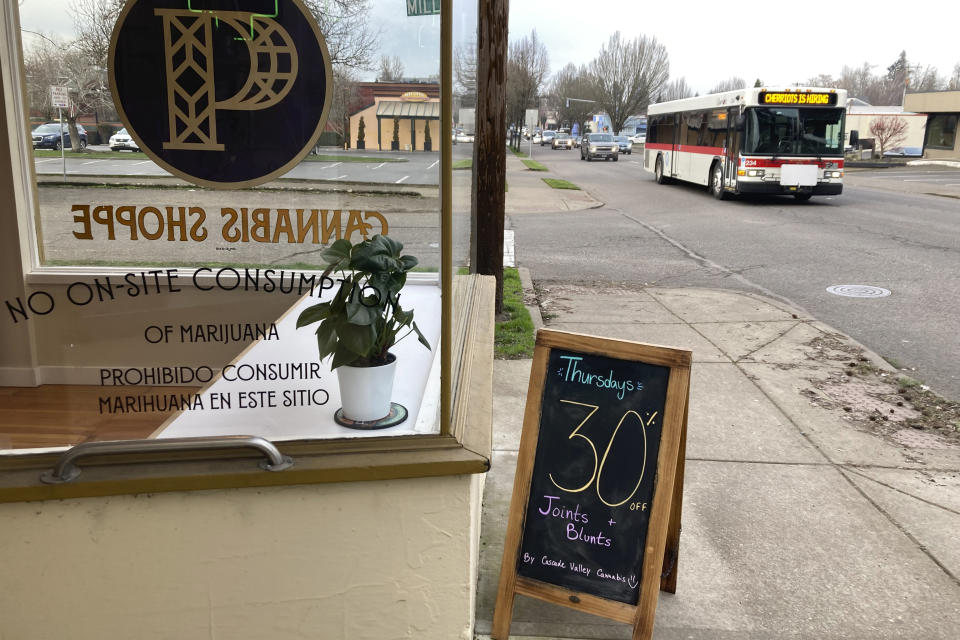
[476,156,960,639]
[505,150,602,213]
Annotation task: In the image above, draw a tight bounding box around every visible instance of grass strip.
[541,178,580,190]
[453,158,472,170]
[509,146,528,158]
[496,267,536,358]
[455,266,535,358]
[521,159,548,172]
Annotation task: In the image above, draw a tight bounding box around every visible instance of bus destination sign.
[759,91,838,106]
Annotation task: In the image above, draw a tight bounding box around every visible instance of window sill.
[0,275,494,503]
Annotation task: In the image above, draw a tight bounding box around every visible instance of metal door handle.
[40,435,293,484]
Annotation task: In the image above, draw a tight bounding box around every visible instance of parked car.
[630,132,646,144]
[580,133,618,161]
[551,133,573,150]
[572,135,582,148]
[455,131,474,143]
[882,146,923,158]
[540,131,556,146]
[32,123,87,150]
[109,127,140,152]
[613,135,633,155]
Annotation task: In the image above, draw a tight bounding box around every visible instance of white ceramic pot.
[336,354,397,422]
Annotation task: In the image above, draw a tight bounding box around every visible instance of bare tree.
[23,36,110,151]
[377,55,405,82]
[588,32,668,135]
[506,30,549,133]
[869,115,909,156]
[69,0,124,69]
[454,40,478,109]
[550,63,595,133]
[709,77,746,94]
[949,63,960,91]
[656,77,694,103]
[327,65,359,146]
[303,0,379,70]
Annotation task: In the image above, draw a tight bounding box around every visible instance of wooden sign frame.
[492,329,691,640]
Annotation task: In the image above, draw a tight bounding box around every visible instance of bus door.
[671,113,681,176]
[726,108,740,190]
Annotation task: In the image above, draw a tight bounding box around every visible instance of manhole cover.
[826,285,892,298]
[892,429,954,450]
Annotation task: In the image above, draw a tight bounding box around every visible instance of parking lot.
[846,164,960,196]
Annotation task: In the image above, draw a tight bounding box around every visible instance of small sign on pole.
[50,86,69,109]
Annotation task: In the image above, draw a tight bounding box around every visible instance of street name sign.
[406,0,440,16]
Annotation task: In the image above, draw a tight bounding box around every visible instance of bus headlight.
[824,170,842,178]
[746,169,765,177]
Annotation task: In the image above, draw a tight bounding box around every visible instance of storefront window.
[1,0,479,458]
[925,113,958,149]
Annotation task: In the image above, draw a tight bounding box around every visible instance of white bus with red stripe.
[644,87,847,201]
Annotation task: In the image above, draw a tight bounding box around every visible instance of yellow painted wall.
[0,474,485,640]
[349,98,439,152]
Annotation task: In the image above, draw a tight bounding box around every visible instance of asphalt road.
[509,149,960,402]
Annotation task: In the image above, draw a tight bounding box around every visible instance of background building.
[349,82,440,151]
[904,90,960,159]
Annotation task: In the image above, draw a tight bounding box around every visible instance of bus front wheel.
[654,156,669,184]
[710,162,727,200]
[794,192,812,202]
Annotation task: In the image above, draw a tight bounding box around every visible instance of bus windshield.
[744,107,844,156]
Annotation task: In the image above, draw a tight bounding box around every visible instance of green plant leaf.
[315,322,338,361]
[412,319,431,350]
[337,321,376,356]
[399,255,418,271]
[323,239,353,266]
[330,343,360,370]
[296,302,330,328]
[346,299,380,325]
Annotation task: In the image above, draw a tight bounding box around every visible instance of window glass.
[926,114,958,149]
[648,114,673,145]
[743,107,844,156]
[683,113,701,146]
[3,0,475,453]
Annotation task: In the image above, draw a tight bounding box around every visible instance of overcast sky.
[17,0,959,94]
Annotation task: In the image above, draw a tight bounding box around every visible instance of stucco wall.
[846,113,927,149]
[903,91,960,158]
[349,98,440,151]
[0,473,484,640]
[904,90,960,113]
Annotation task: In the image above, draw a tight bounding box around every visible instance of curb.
[516,266,544,331]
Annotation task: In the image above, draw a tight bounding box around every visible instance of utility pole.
[471,0,508,313]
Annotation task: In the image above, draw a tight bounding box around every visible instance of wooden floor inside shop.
[0,385,198,449]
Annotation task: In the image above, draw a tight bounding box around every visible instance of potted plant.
[422,120,432,151]
[356,116,366,150]
[391,117,400,151]
[296,235,430,426]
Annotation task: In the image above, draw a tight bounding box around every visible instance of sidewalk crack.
[842,466,960,517]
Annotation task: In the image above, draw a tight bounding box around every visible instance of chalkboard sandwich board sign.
[492,329,691,640]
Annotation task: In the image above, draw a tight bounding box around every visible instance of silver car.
[580,133,619,161]
[613,135,633,155]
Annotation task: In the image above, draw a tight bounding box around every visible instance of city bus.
[644,87,847,201]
